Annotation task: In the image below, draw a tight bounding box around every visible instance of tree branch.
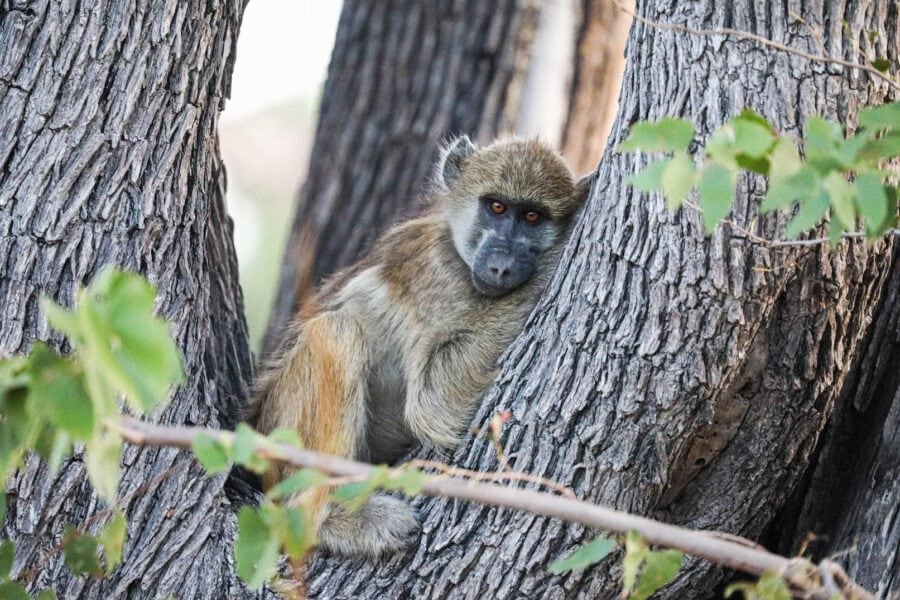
[117,417,874,600]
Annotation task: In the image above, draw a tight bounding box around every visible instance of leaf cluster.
[548,531,683,600]
[0,268,183,595]
[192,423,430,590]
[623,102,900,242]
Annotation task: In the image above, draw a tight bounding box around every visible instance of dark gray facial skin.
[470,194,558,297]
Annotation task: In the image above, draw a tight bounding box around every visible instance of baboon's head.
[437,136,591,297]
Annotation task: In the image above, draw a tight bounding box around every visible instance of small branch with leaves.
[619,102,900,248]
[116,416,873,600]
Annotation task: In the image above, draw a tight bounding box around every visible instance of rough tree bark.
[777,242,900,597]
[303,1,899,598]
[0,1,269,598]
[263,0,631,356]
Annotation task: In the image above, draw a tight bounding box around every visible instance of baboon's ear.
[439,135,476,188]
[574,171,597,203]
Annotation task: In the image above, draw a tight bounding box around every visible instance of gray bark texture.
[303,1,900,598]
[0,1,269,598]
[777,241,900,598]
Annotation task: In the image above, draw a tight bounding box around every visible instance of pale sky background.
[223,1,343,123]
[220,0,343,349]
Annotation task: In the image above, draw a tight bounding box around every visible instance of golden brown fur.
[251,136,591,558]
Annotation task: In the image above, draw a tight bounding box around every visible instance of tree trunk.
[0,1,267,598]
[306,1,899,598]
[774,243,900,597]
[263,0,631,356]
[559,0,632,174]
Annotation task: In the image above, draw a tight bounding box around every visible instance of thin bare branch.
[118,416,876,600]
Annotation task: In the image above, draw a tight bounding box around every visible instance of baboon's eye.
[524,210,542,223]
[489,199,507,214]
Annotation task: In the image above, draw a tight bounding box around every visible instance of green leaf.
[0,581,29,600]
[859,101,900,131]
[705,128,738,167]
[87,269,185,414]
[855,172,890,235]
[660,153,696,209]
[732,117,775,158]
[235,507,280,590]
[806,115,844,147]
[0,539,14,580]
[266,468,328,501]
[697,164,736,232]
[767,138,802,185]
[32,424,72,475]
[267,428,302,448]
[192,433,232,474]
[282,506,315,559]
[761,166,818,213]
[622,531,647,593]
[40,299,81,342]
[805,115,846,173]
[332,481,374,510]
[859,132,900,162]
[620,118,694,153]
[725,571,791,600]
[628,159,670,192]
[28,345,94,439]
[232,424,256,464]
[43,269,185,419]
[0,356,29,392]
[387,468,427,496]
[0,390,32,480]
[785,188,831,238]
[823,172,856,229]
[233,424,269,474]
[62,527,103,577]
[631,549,683,600]
[755,571,792,600]
[835,132,871,168]
[734,154,770,175]
[735,107,773,130]
[870,57,892,73]
[828,219,845,248]
[98,511,127,574]
[548,536,616,574]
[333,466,388,512]
[45,429,71,475]
[886,185,899,228]
[84,433,121,502]
[36,589,59,600]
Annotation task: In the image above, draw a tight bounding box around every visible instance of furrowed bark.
[306,1,898,598]
[0,1,267,598]
[776,243,900,597]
